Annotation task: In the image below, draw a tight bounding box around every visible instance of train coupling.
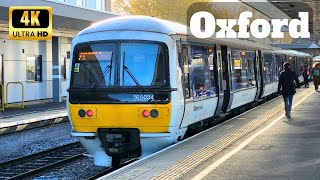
[97,128,141,158]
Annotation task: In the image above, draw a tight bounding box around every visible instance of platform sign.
[9,6,52,40]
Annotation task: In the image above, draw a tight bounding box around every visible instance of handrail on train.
[6,82,24,109]
[0,84,4,111]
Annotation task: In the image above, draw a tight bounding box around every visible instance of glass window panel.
[76,0,83,6]
[96,0,103,10]
[65,0,76,5]
[297,57,304,77]
[190,45,217,98]
[231,49,256,91]
[72,43,116,88]
[275,54,282,81]
[27,57,36,81]
[264,53,274,83]
[120,42,169,87]
[182,47,191,99]
[61,57,67,80]
[85,0,96,9]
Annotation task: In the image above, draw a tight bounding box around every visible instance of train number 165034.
[133,94,154,101]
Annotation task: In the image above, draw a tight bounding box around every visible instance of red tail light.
[87,110,94,117]
[142,110,150,117]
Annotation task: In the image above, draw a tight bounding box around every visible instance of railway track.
[86,158,137,180]
[0,142,86,180]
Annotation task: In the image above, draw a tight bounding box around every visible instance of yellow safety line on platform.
[150,88,314,180]
[6,82,24,109]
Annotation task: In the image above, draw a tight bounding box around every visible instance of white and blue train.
[68,16,313,167]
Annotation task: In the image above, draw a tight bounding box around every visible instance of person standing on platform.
[312,62,320,91]
[278,62,300,119]
[301,62,310,87]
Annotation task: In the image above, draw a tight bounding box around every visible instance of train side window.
[190,45,217,99]
[297,57,304,77]
[182,47,191,99]
[230,49,256,91]
[275,54,282,80]
[264,53,275,83]
[208,54,216,90]
[191,54,206,98]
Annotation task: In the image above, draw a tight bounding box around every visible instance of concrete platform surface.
[195,89,320,180]
[0,101,67,133]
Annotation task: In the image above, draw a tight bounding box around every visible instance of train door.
[259,51,265,99]
[281,54,286,70]
[179,43,194,128]
[215,45,224,115]
[0,54,3,109]
[221,45,232,113]
[254,50,264,101]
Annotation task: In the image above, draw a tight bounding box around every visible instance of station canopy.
[0,0,117,37]
[269,1,318,42]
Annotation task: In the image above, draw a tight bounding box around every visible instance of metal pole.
[52,36,62,102]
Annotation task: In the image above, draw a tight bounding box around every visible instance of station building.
[0,0,116,104]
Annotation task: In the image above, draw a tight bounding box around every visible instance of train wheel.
[112,157,121,167]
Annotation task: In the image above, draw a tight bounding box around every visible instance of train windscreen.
[69,41,170,104]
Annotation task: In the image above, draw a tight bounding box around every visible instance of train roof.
[77,15,270,49]
[78,16,186,36]
[76,15,312,56]
[313,55,320,61]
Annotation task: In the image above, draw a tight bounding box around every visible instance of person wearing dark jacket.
[278,62,300,118]
[301,62,310,87]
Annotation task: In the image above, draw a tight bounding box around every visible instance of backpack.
[313,69,319,76]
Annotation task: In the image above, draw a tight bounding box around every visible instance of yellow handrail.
[0,84,4,111]
[6,82,24,109]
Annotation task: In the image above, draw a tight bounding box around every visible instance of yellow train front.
[67,16,187,167]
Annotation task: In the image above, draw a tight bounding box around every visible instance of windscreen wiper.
[92,52,113,88]
[122,51,146,91]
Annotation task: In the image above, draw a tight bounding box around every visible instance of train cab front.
[68,41,175,167]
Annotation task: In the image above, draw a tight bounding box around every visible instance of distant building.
[0,0,116,103]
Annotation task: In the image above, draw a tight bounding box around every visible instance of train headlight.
[150,109,159,118]
[78,109,86,117]
[142,110,150,117]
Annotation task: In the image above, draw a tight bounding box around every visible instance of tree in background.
[112,0,250,25]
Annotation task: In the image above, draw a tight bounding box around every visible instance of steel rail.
[0,142,85,180]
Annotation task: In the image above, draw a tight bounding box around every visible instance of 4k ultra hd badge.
[9,6,52,40]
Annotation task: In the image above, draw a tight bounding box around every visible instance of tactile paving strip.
[150,89,313,180]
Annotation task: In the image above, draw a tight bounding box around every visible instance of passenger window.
[275,54,282,80]
[231,49,256,91]
[263,53,277,83]
[190,45,217,99]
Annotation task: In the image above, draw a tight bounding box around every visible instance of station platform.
[100,87,318,180]
[0,101,67,135]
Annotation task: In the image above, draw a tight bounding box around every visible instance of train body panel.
[180,97,219,127]
[230,88,257,109]
[69,103,171,132]
[262,82,278,97]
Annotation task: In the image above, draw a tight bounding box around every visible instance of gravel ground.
[0,122,78,163]
[29,156,107,180]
